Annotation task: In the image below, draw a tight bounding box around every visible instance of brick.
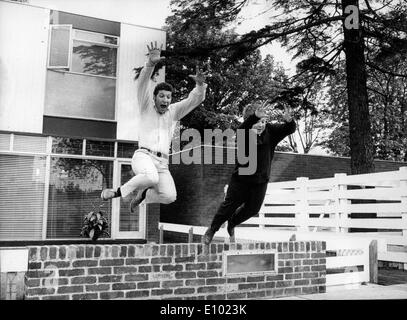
[126,290,150,298]
[71,276,97,285]
[29,247,38,261]
[186,279,205,286]
[114,266,138,274]
[303,272,319,279]
[88,267,112,275]
[128,246,135,257]
[72,260,98,268]
[175,271,196,279]
[40,247,48,260]
[248,291,266,299]
[285,273,302,280]
[278,267,293,273]
[276,280,292,288]
[197,286,217,293]
[311,252,325,259]
[227,277,246,283]
[311,278,326,285]
[174,256,195,263]
[159,245,166,256]
[197,271,217,278]
[278,253,293,260]
[59,247,66,260]
[207,294,226,300]
[302,286,318,294]
[86,284,110,292]
[58,269,85,277]
[151,257,172,264]
[238,283,257,290]
[85,246,94,258]
[162,264,183,272]
[162,280,183,288]
[258,282,275,289]
[113,283,137,290]
[295,266,310,272]
[311,265,326,272]
[72,293,98,300]
[319,258,326,264]
[77,247,85,259]
[26,279,41,288]
[99,275,122,283]
[185,263,205,271]
[100,259,124,266]
[44,261,70,268]
[57,286,83,294]
[120,246,127,257]
[111,246,119,258]
[42,295,69,300]
[124,274,149,282]
[167,245,174,256]
[207,262,222,270]
[294,279,309,286]
[138,266,152,272]
[303,259,319,266]
[227,292,247,299]
[100,291,124,299]
[152,289,173,296]
[284,287,302,296]
[247,275,265,282]
[94,246,102,258]
[138,281,160,289]
[206,278,226,285]
[126,258,149,265]
[294,253,309,259]
[26,287,55,296]
[28,262,42,270]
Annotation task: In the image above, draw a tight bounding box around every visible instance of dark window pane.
[49,26,70,68]
[46,158,113,239]
[86,140,114,157]
[72,40,117,77]
[119,164,139,231]
[52,137,83,155]
[45,70,116,120]
[117,142,138,158]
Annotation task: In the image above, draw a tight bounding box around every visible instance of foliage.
[80,205,110,241]
[165,0,407,172]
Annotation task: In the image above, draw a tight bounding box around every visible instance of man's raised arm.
[137,41,165,112]
[169,66,209,121]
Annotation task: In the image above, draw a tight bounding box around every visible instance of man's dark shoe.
[202,228,215,245]
[227,221,235,243]
[130,188,148,213]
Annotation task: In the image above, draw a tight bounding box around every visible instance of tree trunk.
[342,0,375,174]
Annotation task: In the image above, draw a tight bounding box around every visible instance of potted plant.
[81,203,110,241]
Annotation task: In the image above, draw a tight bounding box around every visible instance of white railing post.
[399,167,407,270]
[295,177,309,232]
[334,173,349,233]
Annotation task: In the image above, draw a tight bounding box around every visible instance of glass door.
[112,162,146,239]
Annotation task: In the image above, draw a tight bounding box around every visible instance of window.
[45,26,118,121]
[46,157,114,239]
[48,26,118,78]
[0,155,46,240]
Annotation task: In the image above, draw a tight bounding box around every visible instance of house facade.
[0,0,166,242]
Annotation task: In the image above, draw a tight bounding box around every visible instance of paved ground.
[268,283,407,300]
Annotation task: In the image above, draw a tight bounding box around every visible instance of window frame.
[47,25,119,80]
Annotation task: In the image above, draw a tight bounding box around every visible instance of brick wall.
[162,147,406,227]
[24,241,326,300]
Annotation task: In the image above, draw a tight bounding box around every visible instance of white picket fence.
[244,167,407,268]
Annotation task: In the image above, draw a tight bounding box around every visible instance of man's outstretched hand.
[146,41,165,66]
[188,66,209,86]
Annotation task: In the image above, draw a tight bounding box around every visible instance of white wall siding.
[116,23,166,141]
[0,1,49,133]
